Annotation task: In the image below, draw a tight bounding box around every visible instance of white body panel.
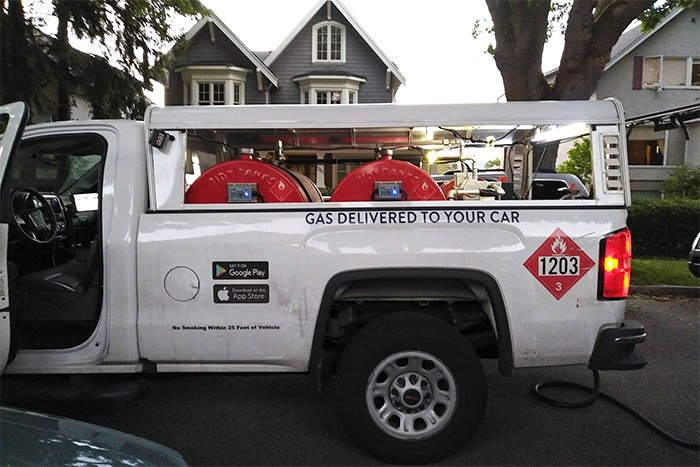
[136,202,625,370]
[3,100,631,374]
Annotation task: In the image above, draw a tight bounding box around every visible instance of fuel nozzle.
[275,140,287,166]
[376,147,393,160]
[239,147,255,160]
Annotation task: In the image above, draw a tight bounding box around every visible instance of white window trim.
[293,75,365,105]
[177,65,251,105]
[643,56,700,90]
[312,21,346,64]
[315,90,343,105]
[197,82,226,106]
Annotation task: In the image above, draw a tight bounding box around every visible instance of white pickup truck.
[0,100,645,464]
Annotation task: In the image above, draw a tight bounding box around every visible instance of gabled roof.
[263,0,406,85]
[604,7,684,71]
[183,11,278,87]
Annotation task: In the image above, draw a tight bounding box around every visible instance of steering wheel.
[10,187,58,244]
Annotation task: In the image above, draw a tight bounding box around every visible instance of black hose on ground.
[533,369,699,451]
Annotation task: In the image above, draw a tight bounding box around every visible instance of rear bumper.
[589,320,647,371]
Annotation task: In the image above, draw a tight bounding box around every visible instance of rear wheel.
[336,312,486,464]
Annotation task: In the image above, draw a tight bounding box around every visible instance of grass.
[632,258,700,287]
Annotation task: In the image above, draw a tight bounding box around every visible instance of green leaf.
[556,137,592,187]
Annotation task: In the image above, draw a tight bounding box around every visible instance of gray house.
[161,0,405,187]
[163,0,405,107]
[594,7,699,198]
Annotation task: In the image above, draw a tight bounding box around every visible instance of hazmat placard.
[523,228,595,300]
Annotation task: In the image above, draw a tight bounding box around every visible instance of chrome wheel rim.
[365,350,457,440]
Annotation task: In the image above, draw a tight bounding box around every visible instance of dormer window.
[313,21,345,63]
[178,65,250,106]
[198,82,226,105]
[293,74,365,104]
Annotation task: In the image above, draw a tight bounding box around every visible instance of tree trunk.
[55,1,72,121]
[486,0,656,102]
[1,0,28,104]
[486,0,657,170]
[486,0,553,101]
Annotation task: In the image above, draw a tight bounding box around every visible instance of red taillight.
[599,229,632,299]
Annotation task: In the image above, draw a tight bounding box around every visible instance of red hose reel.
[185,154,321,203]
[330,151,445,202]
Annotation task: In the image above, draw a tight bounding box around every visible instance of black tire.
[336,312,487,464]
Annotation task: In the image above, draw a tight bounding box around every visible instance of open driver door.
[0,102,29,372]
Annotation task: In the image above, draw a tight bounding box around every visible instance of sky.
[26,0,567,105]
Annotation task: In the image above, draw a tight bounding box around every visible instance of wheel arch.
[309,268,513,384]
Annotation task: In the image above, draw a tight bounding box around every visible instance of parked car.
[0,406,187,466]
[528,172,590,200]
[689,233,700,277]
[433,170,590,200]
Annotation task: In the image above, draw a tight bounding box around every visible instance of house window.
[294,75,365,105]
[178,66,250,106]
[330,25,342,60]
[643,56,700,88]
[313,21,345,63]
[628,139,664,166]
[315,90,342,104]
[198,84,209,105]
[317,27,328,60]
[192,80,243,106]
[310,89,351,104]
[232,83,241,105]
[198,82,226,105]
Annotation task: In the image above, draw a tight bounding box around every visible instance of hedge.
[627,198,700,259]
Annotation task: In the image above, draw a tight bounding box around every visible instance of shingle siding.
[596,9,699,117]
[166,26,264,105]
[268,5,392,104]
[176,27,250,67]
[165,73,184,105]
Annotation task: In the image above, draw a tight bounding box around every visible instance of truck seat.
[14,240,101,323]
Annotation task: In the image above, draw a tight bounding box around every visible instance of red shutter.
[632,56,643,90]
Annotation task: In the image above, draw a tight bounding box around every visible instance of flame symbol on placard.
[421,181,428,190]
[551,235,567,255]
[278,181,286,190]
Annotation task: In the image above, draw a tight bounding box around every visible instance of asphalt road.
[2,296,698,466]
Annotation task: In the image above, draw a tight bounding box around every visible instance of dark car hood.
[0,406,187,466]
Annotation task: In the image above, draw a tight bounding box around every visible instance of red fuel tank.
[330,152,445,202]
[185,155,321,203]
